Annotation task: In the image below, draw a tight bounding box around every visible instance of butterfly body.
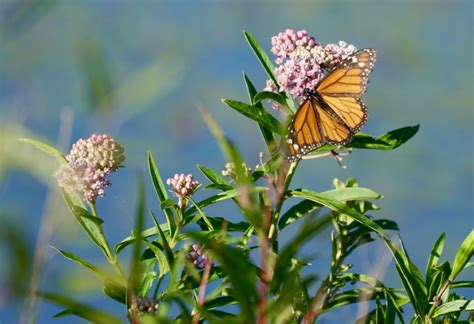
[285,48,377,162]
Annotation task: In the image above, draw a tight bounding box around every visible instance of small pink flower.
[185,243,212,270]
[264,29,357,103]
[166,173,199,208]
[323,41,358,67]
[55,134,125,203]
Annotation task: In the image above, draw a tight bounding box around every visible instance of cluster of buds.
[221,162,252,180]
[127,296,159,320]
[55,134,125,203]
[264,29,357,109]
[166,173,199,209]
[185,243,212,270]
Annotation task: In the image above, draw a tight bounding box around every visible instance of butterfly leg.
[330,148,352,169]
[301,148,352,169]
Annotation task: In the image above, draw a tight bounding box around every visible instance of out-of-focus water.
[0,1,472,322]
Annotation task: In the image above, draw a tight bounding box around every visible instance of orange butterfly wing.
[286,99,351,162]
[285,49,377,162]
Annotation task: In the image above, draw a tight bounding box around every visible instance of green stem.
[88,203,126,280]
[268,161,298,242]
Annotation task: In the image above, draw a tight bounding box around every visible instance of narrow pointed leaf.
[103,281,126,304]
[243,31,277,87]
[51,246,109,281]
[197,164,232,189]
[18,138,66,162]
[190,232,258,322]
[148,151,176,233]
[382,239,429,316]
[222,99,281,134]
[150,211,173,260]
[286,189,386,236]
[426,233,446,281]
[313,125,420,153]
[39,292,122,323]
[115,224,169,254]
[450,230,474,280]
[432,300,474,317]
[243,73,276,154]
[128,174,146,300]
[252,91,288,107]
[279,187,381,229]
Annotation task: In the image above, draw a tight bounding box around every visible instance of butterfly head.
[302,88,316,100]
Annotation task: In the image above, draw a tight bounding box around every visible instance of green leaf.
[351,125,419,150]
[222,99,281,134]
[103,281,126,304]
[148,150,176,234]
[268,270,316,323]
[142,242,169,279]
[383,239,429,317]
[18,138,66,162]
[197,217,251,233]
[128,174,146,300]
[325,288,409,314]
[203,296,238,310]
[197,164,232,189]
[137,252,157,297]
[199,108,263,227]
[432,300,474,317]
[313,125,420,153]
[190,232,258,322]
[62,192,109,258]
[115,223,170,255]
[252,91,288,107]
[450,281,474,289]
[286,189,386,236]
[243,73,276,154]
[160,198,176,209]
[39,291,122,323]
[189,198,214,231]
[355,291,408,324]
[426,233,446,282]
[51,246,109,281]
[243,31,278,89]
[184,187,267,221]
[279,187,381,229]
[72,206,104,225]
[272,214,332,293]
[287,188,430,316]
[427,261,450,302]
[450,230,474,280]
[150,211,174,260]
[344,219,399,254]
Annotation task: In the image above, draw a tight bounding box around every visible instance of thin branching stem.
[304,278,330,323]
[268,161,298,243]
[257,205,273,324]
[192,257,213,324]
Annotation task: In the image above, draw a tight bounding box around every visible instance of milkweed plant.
[21,29,473,323]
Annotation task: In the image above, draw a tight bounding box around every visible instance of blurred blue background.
[0,0,472,322]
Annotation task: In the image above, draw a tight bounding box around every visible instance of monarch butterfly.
[285,48,377,162]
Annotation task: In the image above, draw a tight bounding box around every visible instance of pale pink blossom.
[55,134,125,203]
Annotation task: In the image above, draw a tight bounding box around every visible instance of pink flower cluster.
[324,41,358,68]
[55,134,125,203]
[264,29,357,109]
[166,173,199,208]
[186,243,211,270]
